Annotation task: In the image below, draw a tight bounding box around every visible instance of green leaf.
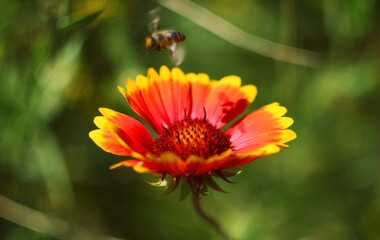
[58,10,103,33]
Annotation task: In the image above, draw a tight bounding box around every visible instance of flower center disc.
[153,118,232,161]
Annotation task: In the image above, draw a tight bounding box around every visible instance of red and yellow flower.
[89,66,296,195]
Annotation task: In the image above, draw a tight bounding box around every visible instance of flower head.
[89,66,296,195]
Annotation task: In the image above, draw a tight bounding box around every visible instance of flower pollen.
[153,118,232,161]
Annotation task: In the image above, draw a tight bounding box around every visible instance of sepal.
[180,178,190,201]
[146,174,167,187]
[205,175,228,193]
[212,169,242,183]
[163,176,181,195]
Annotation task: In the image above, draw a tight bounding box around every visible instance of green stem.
[191,193,232,240]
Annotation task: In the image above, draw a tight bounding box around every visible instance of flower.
[89,66,296,195]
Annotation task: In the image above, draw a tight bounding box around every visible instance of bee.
[145,8,186,65]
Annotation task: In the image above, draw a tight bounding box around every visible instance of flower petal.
[89,129,132,156]
[151,152,187,175]
[122,66,191,134]
[186,149,233,176]
[92,108,155,156]
[187,72,213,119]
[111,152,188,175]
[121,67,257,132]
[226,102,296,161]
[110,160,152,173]
[205,76,257,128]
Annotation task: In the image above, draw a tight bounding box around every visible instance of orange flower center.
[153,118,232,161]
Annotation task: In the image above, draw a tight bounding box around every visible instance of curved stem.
[158,0,320,67]
[191,193,232,240]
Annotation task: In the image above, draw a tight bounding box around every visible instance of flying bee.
[145,30,186,52]
[145,8,186,65]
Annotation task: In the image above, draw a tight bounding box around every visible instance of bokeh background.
[1,0,379,239]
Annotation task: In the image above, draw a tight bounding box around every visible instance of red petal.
[121,67,257,133]
[185,150,233,176]
[110,160,150,173]
[97,108,155,155]
[226,102,296,158]
[123,67,191,134]
[204,76,257,128]
[186,72,212,119]
[89,129,132,156]
[113,152,188,176]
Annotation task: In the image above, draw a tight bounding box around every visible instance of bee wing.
[169,43,186,66]
[148,7,161,32]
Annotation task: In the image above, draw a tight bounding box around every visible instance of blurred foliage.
[1,0,380,239]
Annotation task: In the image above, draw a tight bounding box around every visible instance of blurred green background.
[1,0,379,239]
